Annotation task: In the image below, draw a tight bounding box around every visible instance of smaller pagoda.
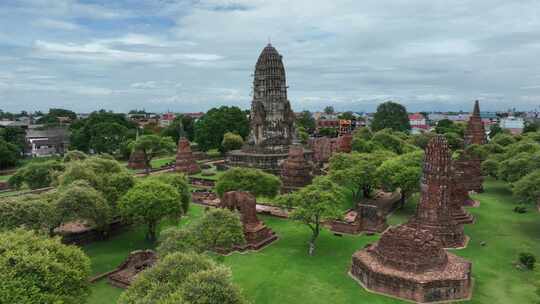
[220,191,277,252]
[127,150,147,170]
[406,135,466,248]
[450,160,475,224]
[462,100,486,193]
[280,145,313,192]
[175,138,200,175]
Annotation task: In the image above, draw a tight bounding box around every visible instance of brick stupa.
[461,100,486,193]
[175,138,200,175]
[407,135,466,248]
[280,145,313,192]
[350,225,472,303]
[450,160,475,224]
[220,191,277,252]
[350,136,472,303]
[127,150,147,170]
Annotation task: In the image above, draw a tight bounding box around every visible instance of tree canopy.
[131,134,176,174]
[194,106,249,152]
[371,101,411,132]
[215,167,282,198]
[295,111,316,133]
[0,229,91,304]
[221,132,244,152]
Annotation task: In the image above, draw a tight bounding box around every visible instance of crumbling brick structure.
[175,138,200,175]
[462,100,486,193]
[450,159,475,224]
[350,225,472,303]
[407,135,466,248]
[127,150,146,170]
[108,250,158,288]
[220,191,277,251]
[280,145,313,192]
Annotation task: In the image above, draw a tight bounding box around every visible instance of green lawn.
[85,179,540,304]
[0,175,11,182]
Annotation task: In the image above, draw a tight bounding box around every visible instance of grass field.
[84,179,540,304]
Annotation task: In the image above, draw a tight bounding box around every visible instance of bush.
[8,160,64,189]
[513,206,527,213]
[221,132,244,152]
[215,167,281,198]
[519,252,536,270]
[63,150,88,162]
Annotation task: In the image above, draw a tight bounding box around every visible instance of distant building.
[0,120,29,128]
[159,112,176,127]
[181,112,205,121]
[25,127,70,157]
[500,116,524,134]
[409,113,429,134]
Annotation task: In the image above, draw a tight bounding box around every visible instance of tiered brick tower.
[350,136,473,302]
[461,100,486,193]
[280,145,313,192]
[220,191,278,251]
[226,44,311,174]
[407,135,466,248]
[127,150,146,170]
[450,160,475,224]
[175,138,200,175]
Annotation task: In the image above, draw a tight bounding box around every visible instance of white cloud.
[33,18,80,31]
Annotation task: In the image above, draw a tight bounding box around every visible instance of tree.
[280,176,343,255]
[88,122,129,154]
[323,106,335,115]
[119,179,182,241]
[491,133,516,147]
[0,126,26,153]
[221,132,244,152]
[371,101,411,132]
[376,151,423,207]
[161,115,196,143]
[523,121,540,133]
[0,229,91,304]
[296,111,316,133]
[443,132,464,150]
[498,152,540,183]
[408,132,436,149]
[55,181,111,233]
[329,151,394,202]
[37,108,77,124]
[118,252,247,304]
[481,158,500,179]
[0,137,19,169]
[338,111,355,121]
[63,150,88,162]
[371,129,413,154]
[194,106,249,152]
[513,170,540,205]
[8,160,64,190]
[489,124,504,139]
[149,173,191,214]
[0,194,56,232]
[215,167,282,198]
[318,127,338,137]
[131,134,176,174]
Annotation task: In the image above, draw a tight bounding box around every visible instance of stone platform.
[226,148,312,175]
[350,249,472,303]
[108,250,157,288]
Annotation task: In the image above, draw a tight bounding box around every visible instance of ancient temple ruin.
[462,100,486,193]
[350,225,472,303]
[226,44,310,174]
[108,250,158,288]
[127,150,146,170]
[280,145,313,192]
[175,138,200,175]
[220,191,277,252]
[407,135,466,248]
[450,160,475,224]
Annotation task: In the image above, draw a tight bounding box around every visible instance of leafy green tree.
[376,151,423,207]
[371,101,411,132]
[0,195,56,232]
[296,111,316,133]
[318,127,338,137]
[161,115,190,143]
[149,173,191,214]
[190,208,245,253]
[498,152,540,183]
[523,121,540,133]
[280,176,343,255]
[0,229,91,304]
[221,132,244,152]
[119,252,247,304]
[329,151,394,201]
[0,137,19,169]
[488,124,506,139]
[215,167,281,198]
[338,111,355,121]
[371,129,413,154]
[88,122,129,154]
[408,132,436,149]
[55,181,111,233]
[37,108,77,124]
[481,158,500,179]
[0,126,26,153]
[8,160,64,189]
[63,150,88,162]
[194,106,249,152]
[435,119,465,136]
[491,133,516,147]
[131,134,176,174]
[323,106,335,115]
[513,170,540,205]
[444,132,464,150]
[298,129,309,144]
[119,179,182,241]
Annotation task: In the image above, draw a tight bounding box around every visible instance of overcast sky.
[1,0,540,113]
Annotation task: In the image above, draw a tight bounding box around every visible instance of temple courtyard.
[85,178,539,304]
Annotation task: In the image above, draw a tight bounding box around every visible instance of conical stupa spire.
[473,100,480,117]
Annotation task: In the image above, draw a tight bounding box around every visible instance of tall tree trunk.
[308,220,320,256]
[399,191,407,209]
[147,221,157,242]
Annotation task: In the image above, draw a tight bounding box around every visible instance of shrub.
[519,252,536,270]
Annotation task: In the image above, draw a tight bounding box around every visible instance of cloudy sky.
[1,0,540,113]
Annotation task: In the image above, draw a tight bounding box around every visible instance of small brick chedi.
[450,160,475,224]
[108,250,158,288]
[407,135,466,248]
[350,136,472,302]
[220,191,277,251]
[461,100,487,193]
[127,149,146,170]
[175,138,200,175]
[280,145,313,192]
[227,44,310,174]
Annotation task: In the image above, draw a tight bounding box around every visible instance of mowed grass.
[85,179,540,304]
